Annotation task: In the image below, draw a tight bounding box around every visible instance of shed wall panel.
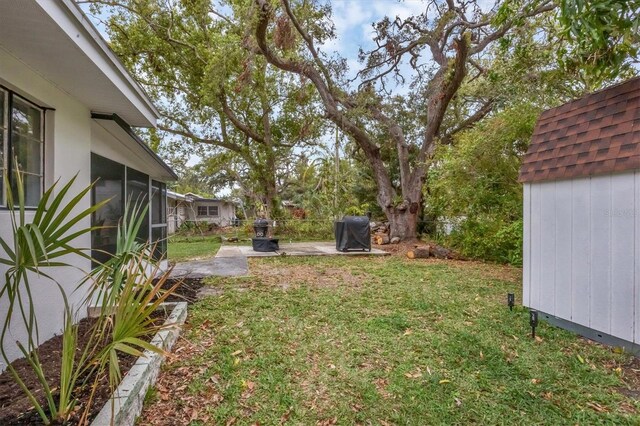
[589,175,612,334]
[530,184,542,310]
[555,180,573,320]
[635,171,640,344]
[610,173,635,341]
[539,182,557,313]
[523,184,531,307]
[571,179,591,327]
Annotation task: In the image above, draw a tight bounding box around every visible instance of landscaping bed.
[0,310,167,425]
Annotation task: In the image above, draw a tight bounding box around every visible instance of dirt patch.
[163,277,206,304]
[618,356,640,402]
[249,262,368,290]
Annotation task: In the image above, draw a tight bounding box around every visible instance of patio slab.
[169,255,248,279]
[236,241,389,257]
[169,242,387,281]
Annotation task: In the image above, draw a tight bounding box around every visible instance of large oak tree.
[246,0,556,239]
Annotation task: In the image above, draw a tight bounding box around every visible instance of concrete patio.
[234,241,388,257]
[169,241,387,280]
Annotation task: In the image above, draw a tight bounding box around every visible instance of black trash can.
[334,216,371,252]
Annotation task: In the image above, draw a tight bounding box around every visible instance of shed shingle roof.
[519,77,640,182]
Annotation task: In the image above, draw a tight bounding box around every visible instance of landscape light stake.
[530,310,539,338]
[507,293,515,311]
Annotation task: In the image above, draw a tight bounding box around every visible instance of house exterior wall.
[523,171,640,345]
[168,199,189,234]
[190,201,236,226]
[0,47,93,369]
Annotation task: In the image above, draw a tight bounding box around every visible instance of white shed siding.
[571,180,590,328]
[554,180,573,321]
[524,172,638,343]
[635,172,640,344]
[523,184,531,307]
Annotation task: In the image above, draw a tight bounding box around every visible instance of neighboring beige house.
[167,191,238,233]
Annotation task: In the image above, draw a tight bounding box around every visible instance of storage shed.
[520,77,640,352]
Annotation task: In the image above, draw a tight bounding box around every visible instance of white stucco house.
[0,0,177,369]
[521,77,640,353]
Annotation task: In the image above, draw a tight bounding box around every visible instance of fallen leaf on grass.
[454,397,462,407]
[405,371,423,379]
[439,379,450,384]
[531,378,541,384]
[231,349,243,356]
[534,336,543,343]
[403,329,413,336]
[576,354,585,364]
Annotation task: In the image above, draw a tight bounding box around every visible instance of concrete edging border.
[91,301,188,426]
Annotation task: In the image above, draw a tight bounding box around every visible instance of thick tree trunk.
[386,205,419,241]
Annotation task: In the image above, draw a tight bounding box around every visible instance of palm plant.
[0,169,109,423]
[86,199,151,308]
[1,169,180,425]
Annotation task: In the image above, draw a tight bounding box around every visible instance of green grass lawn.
[141,256,640,425]
[167,234,222,262]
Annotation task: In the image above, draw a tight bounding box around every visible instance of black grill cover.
[335,216,371,251]
[252,237,279,252]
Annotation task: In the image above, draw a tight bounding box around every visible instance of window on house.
[126,167,150,242]
[197,206,208,216]
[0,88,44,207]
[151,180,167,260]
[91,154,124,265]
[91,154,169,264]
[209,205,219,216]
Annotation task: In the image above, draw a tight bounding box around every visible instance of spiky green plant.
[0,169,109,423]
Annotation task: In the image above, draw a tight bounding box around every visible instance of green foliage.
[274,219,334,241]
[0,171,108,424]
[0,171,178,424]
[558,0,639,85]
[427,106,539,265]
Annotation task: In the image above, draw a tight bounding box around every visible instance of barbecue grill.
[334,216,371,252]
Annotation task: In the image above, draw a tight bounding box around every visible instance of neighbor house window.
[0,88,44,207]
[197,206,208,216]
[208,205,219,216]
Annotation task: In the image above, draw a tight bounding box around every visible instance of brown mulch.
[162,278,206,304]
[0,311,165,425]
[137,329,218,426]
